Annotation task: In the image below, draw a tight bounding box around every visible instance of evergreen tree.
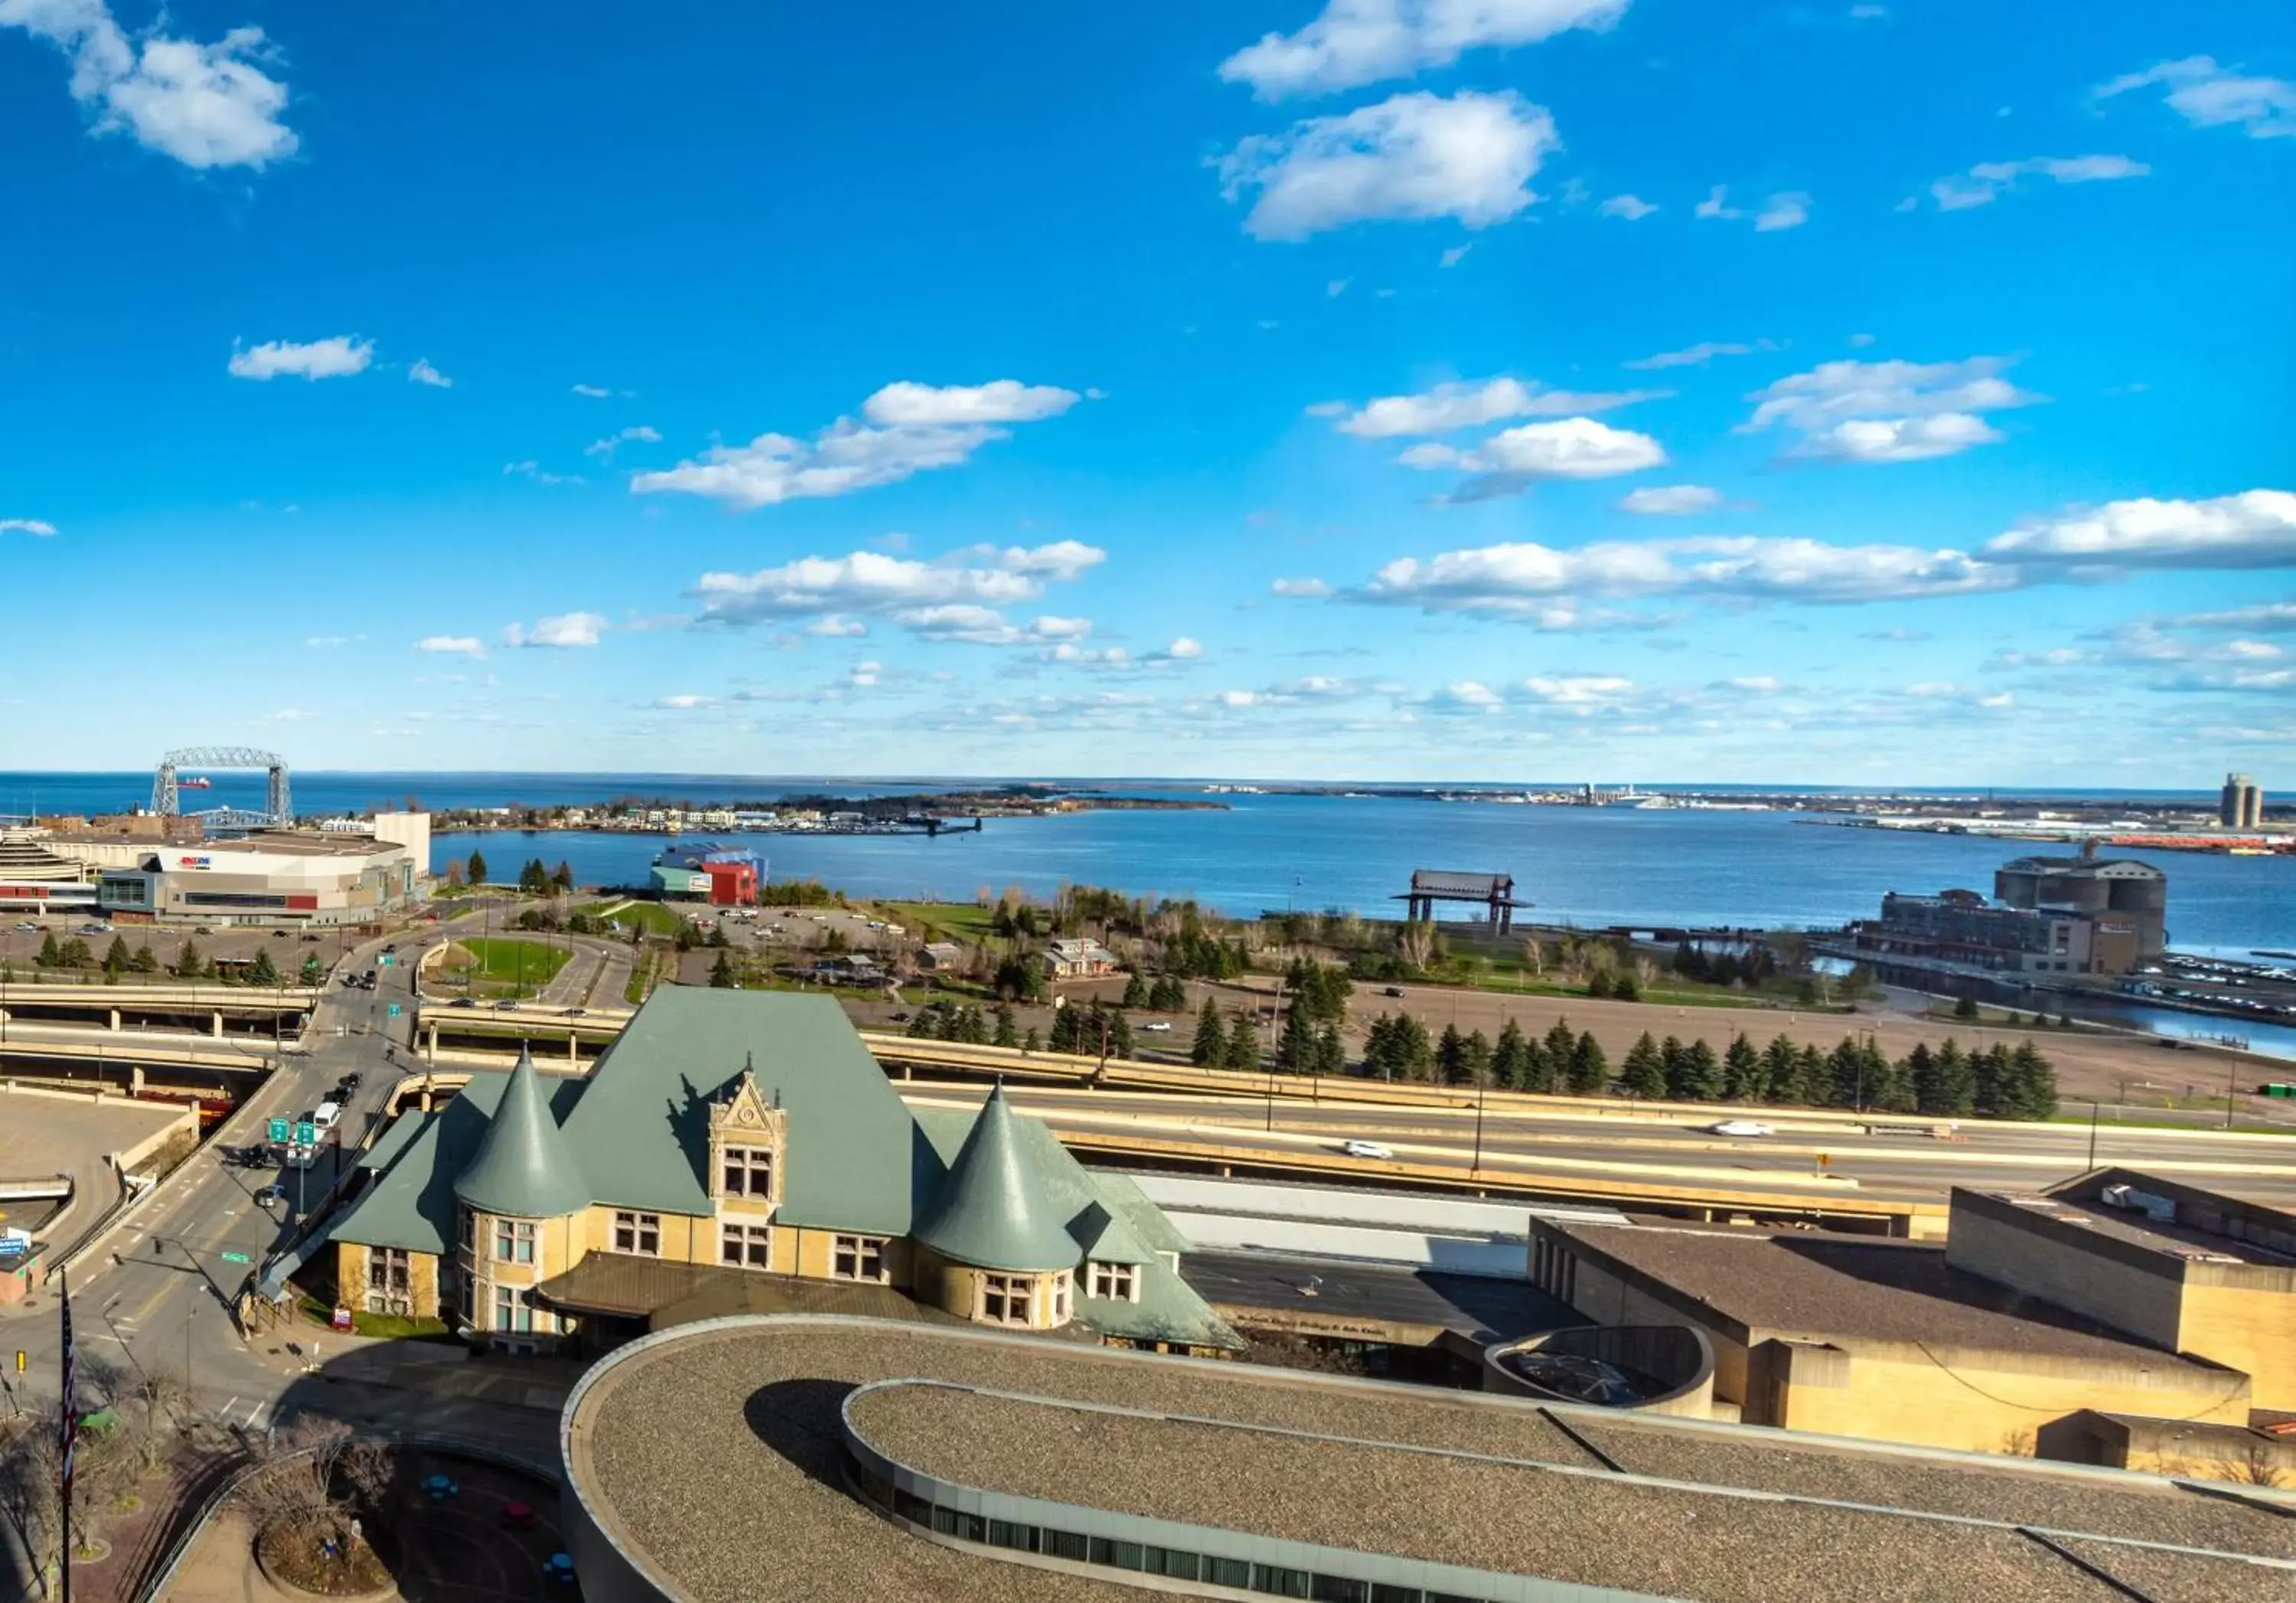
[1586,970,1613,999]
[248,947,279,985]
[553,860,576,893]
[1906,1043,1942,1114]
[1492,1020,1530,1090]
[1659,1036,1690,1098]
[1022,1026,1042,1053]
[1121,971,1146,1008]
[468,848,488,886]
[300,955,324,985]
[1825,1038,1865,1108]
[1611,972,1641,1002]
[172,936,202,978]
[993,1004,1019,1049]
[1436,1024,1467,1086]
[1721,1033,1761,1101]
[1676,1038,1721,1102]
[1621,1033,1666,1099]
[1312,1025,1346,1077]
[1933,1039,1976,1117]
[1191,997,1227,1067]
[1760,1035,1799,1104]
[36,932,60,968]
[709,950,735,988]
[103,935,130,975]
[1569,1031,1609,1095]
[1222,1012,1260,1071]
[1973,1043,2013,1118]
[1278,1001,1316,1072]
[131,941,158,975]
[907,1005,939,1038]
[1540,1020,1577,1092]
[1461,1028,1493,1089]
[1107,1010,1134,1060]
[1953,993,1980,1020]
[2007,1041,2058,1121]
[1794,1044,1826,1106]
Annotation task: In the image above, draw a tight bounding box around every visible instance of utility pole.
[2086,1099,2101,1170]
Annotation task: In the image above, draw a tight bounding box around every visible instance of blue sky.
[1,1,2290,785]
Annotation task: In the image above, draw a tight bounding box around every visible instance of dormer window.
[722,1144,774,1199]
[1088,1261,1138,1303]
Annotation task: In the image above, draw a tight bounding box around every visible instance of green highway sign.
[387,1004,402,1018]
[378,955,394,967]
[266,1118,289,1144]
[295,1121,317,1146]
[220,1251,250,1265]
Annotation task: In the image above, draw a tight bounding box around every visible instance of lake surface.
[5,771,2286,955]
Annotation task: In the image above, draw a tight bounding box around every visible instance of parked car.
[194,925,214,935]
[1141,1020,1172,1033]
[300,932,323,942]
[1340,1139,1395,1160]
[14,921,38,932]
[1706,1119,1776,1138]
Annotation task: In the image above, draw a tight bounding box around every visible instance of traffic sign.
[378,955,394,968]
[13,1350,23,1374]
[220,1251,250,1265]
[295,1121,317,1146]
[266,1118,289,1144]
[387,1004,402,1018]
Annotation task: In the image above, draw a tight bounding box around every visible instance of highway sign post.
[220,1252,249,1265]
[387,1004,402,1018]
[295,1121,316,1146]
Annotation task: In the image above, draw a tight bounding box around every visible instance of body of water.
[5,771,2286,955]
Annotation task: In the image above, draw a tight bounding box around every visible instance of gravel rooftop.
[570,1317,2296,1603]
[1550,1220,2233,1363]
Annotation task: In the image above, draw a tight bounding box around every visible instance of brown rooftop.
[1544,1220,2230,1369]
[565,1316,2296,1603]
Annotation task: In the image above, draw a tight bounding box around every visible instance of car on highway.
[253,1183,289,1208]
[1141,1020,1172,1032]
[13,921,37,932]
[1340,1139,1395,1160]
[300,932,323,942]
[1705,1119,1776,1138]
[1382,986,1406,997]
[336,1070,362,1090]
[448,997,478,1007]
[561,1007,586,1017]
[383,942,397,953]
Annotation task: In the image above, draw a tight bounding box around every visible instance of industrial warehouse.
[1853,846,2167,977]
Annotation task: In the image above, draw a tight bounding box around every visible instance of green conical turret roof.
[454,1044,590,1218]
[912,1085,1079,1273]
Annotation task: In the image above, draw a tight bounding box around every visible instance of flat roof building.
[39,829,419,926]
[559,1314,2296,1603]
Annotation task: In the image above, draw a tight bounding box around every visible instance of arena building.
[32,828,422,926]
[557,1314,2296,1603]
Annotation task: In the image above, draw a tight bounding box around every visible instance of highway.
[898,1079,2296,1209]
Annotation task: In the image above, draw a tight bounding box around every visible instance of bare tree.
[1397,920,1437,971]
[1632,956,1659,992]
[235,1419,394,1554]
[1520,939,1548,980]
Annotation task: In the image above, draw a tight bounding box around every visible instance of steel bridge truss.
[152,746,293,824]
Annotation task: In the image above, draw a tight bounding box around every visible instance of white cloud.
[1741,355,2037,462]
[1981,491,2296,570]
[504,460,582,487]
[1521,674,1634,707]
[1440,243,1473,266]
[583,424,664,460]
[1356,534,2007,612]
[1600,193,1657,220]
[1420,679,1505,713]
[570,384,612,399]
[415,635,486,658]
[227,335,373,381]
[2172,600,2296,632]
[1218,0,1628,99]
[1625,338,1774,371]
[653,694,713,710]
[2,4,296,169]
[1271,576,1335,598]
[1620,484,1723,515]
[259,707,314,723]
[1923,154,2148,211]
[691,541,1105,632]
[504,611,607,649]
[1322,376,1665,436]
[0,518,58,536]
[408,357,452,389]
[2095,56,2295,141]
[894,606,1096,647]
[1753,191,1811,231]
[303,635,361,648]
[631,380,1078,508]
[1694,185,1742,220]
[1720,675,1784,692]
[1397,416,1665,500]
[1215,90,1558,240]
[1160,637,1206,660]
[1800,413,2004,463]
[859,380,1082,426]
[804,616,869,638]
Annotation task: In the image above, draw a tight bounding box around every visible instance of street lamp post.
[2087,1098,2102,1171]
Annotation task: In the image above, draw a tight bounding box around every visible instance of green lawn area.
[297,1294,452,1340]
[435,937,572,999]
[578,899,690,936]
[875,901,1000,943]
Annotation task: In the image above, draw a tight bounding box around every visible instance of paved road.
[904,1080,2296,1206]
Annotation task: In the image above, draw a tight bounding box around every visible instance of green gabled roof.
[912,1086,1081,1273]
[557,988,927,1233]
[332,1069,580,1255]
[455,1045,592,1218]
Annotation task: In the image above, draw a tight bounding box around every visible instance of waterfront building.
[33,826,419,926]
[648,841,761,905]
[1527,1168,2294,1469]
[557,1313,2292,1603]
[1860,889,2129,975]
[2223,772,2266,830]
[326,989,1234,1354]
[1992,851,2168,959]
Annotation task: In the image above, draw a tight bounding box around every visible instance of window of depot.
[613,1210,660,1256]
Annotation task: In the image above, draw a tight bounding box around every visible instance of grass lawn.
[297,1294,452,1340]
[579,899,689,936]
[435,937,572,999]
[876,901,1000,944]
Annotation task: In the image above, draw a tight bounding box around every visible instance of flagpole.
[57,1269,74,1603]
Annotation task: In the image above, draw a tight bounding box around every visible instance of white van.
[311,1100,343,1131]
